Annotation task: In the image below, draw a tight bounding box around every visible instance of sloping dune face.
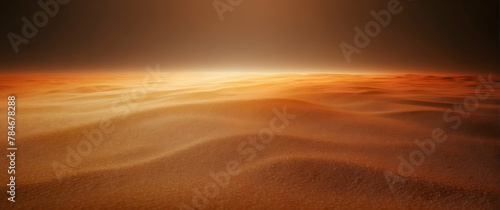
[0,73,499,209]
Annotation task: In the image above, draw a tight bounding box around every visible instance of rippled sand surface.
[0,73,499,209]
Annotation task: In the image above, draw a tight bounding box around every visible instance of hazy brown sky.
[0,0,497,74]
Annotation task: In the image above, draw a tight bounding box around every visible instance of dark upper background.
[0,0,497,74]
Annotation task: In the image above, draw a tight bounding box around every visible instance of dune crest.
[0,73,498,209]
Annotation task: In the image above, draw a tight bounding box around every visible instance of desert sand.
[0,72,499,209]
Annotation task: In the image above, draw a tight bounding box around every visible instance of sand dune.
[0,73,499,209]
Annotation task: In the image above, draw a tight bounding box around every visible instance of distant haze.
[0,0,497,74]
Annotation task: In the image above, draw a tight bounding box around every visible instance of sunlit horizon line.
[1,67,494,77]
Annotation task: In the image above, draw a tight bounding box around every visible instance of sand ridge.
[0,73,498,209]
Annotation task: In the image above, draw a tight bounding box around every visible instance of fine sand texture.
[0,73,499,209]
